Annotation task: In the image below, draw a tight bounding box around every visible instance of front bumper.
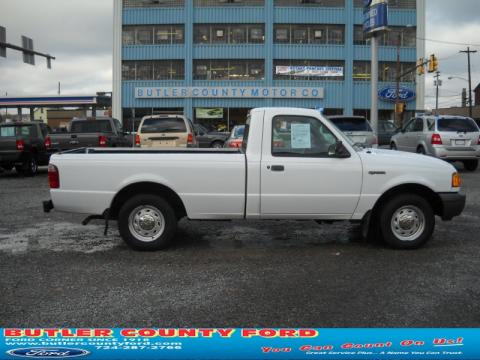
[439,191,466,220]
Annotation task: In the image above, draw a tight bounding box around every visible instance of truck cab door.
[259,114,362,218]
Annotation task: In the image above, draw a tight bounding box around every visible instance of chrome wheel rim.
[391,205,425,241]
[128,205,165,242]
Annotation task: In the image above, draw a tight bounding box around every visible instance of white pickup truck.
[43,108,465,250]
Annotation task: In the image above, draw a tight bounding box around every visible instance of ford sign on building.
[378,86,416,103]
[112,0,425,131]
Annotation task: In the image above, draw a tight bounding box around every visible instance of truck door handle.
[270,165,284,172]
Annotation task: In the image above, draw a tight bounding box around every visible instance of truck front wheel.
[379,194,435,249]
[118,194,177,251]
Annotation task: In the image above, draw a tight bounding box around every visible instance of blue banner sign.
[363,0,388,34]
[378,86,416,102]
[135,87,324,99]
[1,328,479,359]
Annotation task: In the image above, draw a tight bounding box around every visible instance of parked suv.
[328,116,378,148]
[391,115,480,171]
[136,115,196,148]
[0,121,52,176]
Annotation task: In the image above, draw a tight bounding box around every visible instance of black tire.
[378,194,435,249]
[118,194,177,251]
[390,142,397,150]
[15,156,38,176]
[463,159,478,172]
[25,156,38,176]
[416,146,426,155]
[211,141,224,149]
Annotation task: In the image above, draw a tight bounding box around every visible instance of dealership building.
[112,0,425,130]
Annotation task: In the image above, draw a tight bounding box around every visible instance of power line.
[417,37,480,47]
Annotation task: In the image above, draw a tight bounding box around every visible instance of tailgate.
[51,133,103,150]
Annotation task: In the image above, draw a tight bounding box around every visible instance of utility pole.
[460,47,477,118]
[434,71,441,112]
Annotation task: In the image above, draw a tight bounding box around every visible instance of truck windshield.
[141,118,187,133]
[0,125,35,137]
[70,120,113,133]
[437,118,478,132]
[330,117,372,132]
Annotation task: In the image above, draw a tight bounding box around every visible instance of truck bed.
[49,148,246,219]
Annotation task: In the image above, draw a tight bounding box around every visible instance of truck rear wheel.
[118,194,177,251]
[379,194,435,249]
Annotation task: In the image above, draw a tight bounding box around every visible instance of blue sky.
[0,0,479,111]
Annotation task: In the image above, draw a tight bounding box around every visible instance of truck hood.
[358,149,456,173]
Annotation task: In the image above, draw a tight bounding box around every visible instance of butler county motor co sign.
[135,87,324,99]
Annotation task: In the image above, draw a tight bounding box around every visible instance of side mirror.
[328,141,351,158]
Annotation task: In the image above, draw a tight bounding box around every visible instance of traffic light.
[395,102,405,114]
[428,54,439,73]
[417,58,425,75]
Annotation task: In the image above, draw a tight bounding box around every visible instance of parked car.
[136,115,196,148]
[390,115,480,171]
[193,124,228,148]
[377,121,399,146]
[224,125,245,148]
[328,116,377,147]
[49,117,130,152]
[0,121,52,176]
[44,107,465,251]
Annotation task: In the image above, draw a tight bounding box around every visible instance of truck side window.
[271,115,337,157]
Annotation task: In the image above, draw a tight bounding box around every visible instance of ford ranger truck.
[43,108,466,250]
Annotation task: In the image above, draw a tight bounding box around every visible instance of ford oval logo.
[6,348,90,358]
[378,86,416,102]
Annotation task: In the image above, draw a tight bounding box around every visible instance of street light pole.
[434,71,441,112]
[460,47,477,118]
[371,34,379,135]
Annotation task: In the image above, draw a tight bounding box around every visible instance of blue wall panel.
[273,45,345,60]
[353,8,416,25]
[123,8,185,25]
[193,44,265,59]
[274,7,345,23]
[193,7,265,23]
[123,45,185,60]
[354,46,417,62]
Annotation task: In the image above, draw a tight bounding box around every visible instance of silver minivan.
[328,116,378,148]
[391,115,480,171]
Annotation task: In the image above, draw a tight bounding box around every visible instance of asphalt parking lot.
[0,164,479,327]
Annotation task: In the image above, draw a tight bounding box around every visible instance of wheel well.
[109,182,187,220]
[372,184,443,217]
[417,144,425,151]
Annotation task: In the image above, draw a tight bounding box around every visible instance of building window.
[354,26,416,47]
[353,61,416,82]
[274,24,344,45]
[194,0,264,6]
[354,0,415,8]
[275,0,345,6]
[273,60,344,81]
[122,61,185,80]
[193,24,265,44]
[193,60,265,80]
[123,25,185,45]
[123,0,185,7]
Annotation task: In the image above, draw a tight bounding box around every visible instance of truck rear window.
[0,125,36,137]
[141,118,187,133]
[330,117,372,132]
[70,120,113,133]
[437,118,478,132]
